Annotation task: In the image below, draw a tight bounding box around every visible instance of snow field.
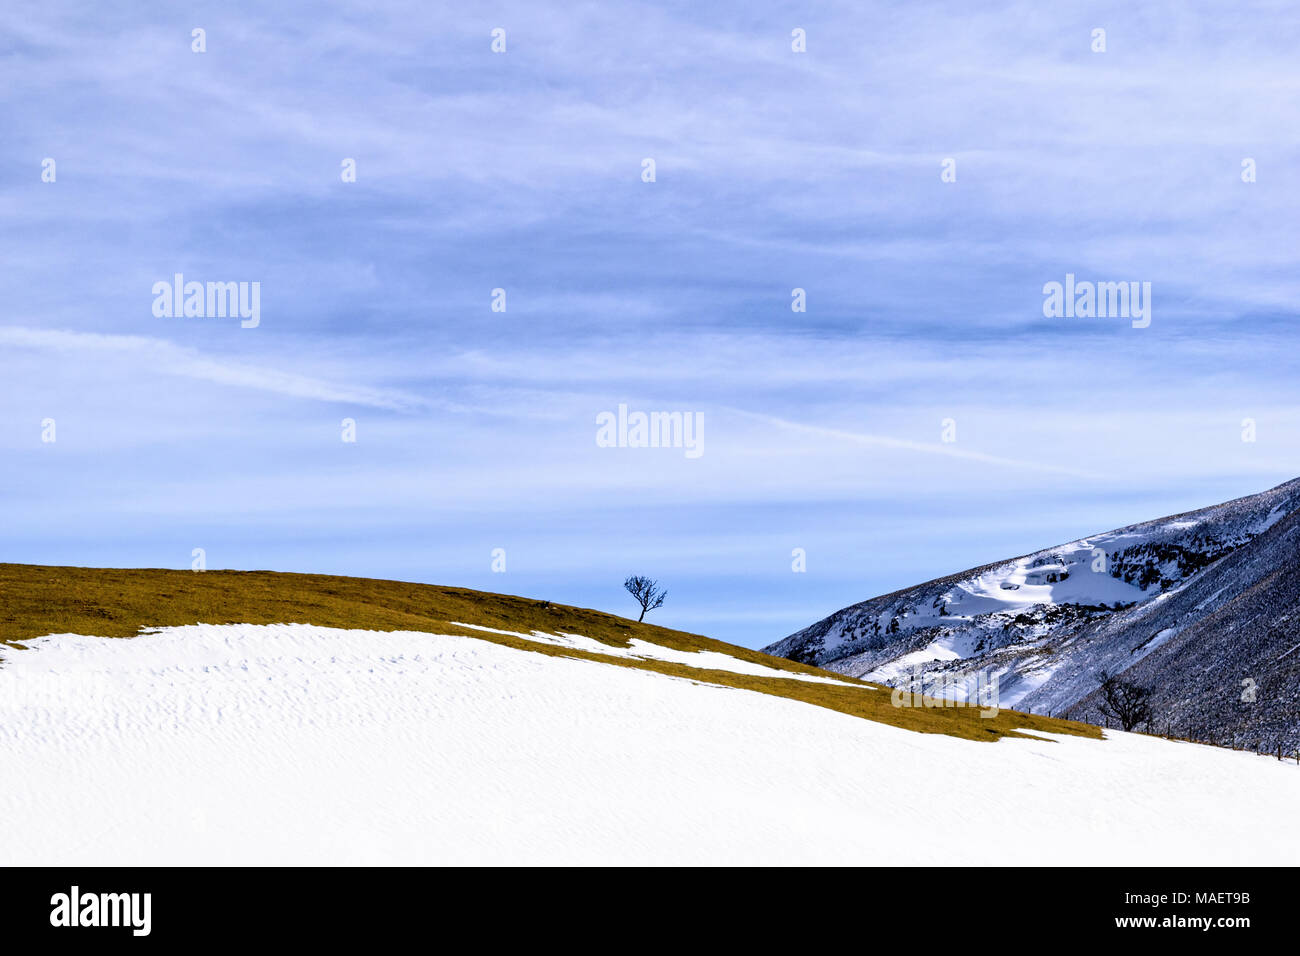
[2,623,1296,865]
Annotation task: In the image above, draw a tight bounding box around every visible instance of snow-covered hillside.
[2,623,1297,865]
[765,478,1300,749]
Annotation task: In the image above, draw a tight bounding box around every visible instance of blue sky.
[3,1,1299,648]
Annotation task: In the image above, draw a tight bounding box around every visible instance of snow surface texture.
[3,623,1297,865]
[766,477,1300,750]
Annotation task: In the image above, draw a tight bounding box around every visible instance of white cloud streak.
[0,326,425,411]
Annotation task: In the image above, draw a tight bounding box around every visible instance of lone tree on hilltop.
[1095,669,1154,732]
[623,575,667,622]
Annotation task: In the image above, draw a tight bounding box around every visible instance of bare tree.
[1095,669,1153,732]
[623,575,666,622]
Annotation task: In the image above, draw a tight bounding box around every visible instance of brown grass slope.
[0,563,1100,743]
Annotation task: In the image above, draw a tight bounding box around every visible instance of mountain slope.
[1056,505,1300,748]
[765,478,1300,750]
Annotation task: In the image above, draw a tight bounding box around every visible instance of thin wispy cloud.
[731,410,1108,481]
[0,327,425,411]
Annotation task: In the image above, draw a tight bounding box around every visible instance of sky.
[3,1,1299,649]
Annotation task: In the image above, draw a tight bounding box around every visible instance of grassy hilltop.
[0,563,1101,744]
